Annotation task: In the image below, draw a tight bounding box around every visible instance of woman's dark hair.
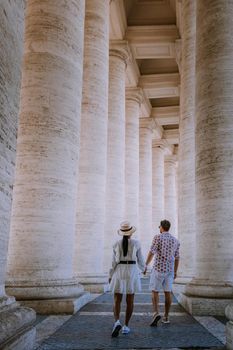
[122,235,130,256]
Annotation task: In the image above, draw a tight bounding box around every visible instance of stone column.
[125,87,143,236]
[0,1,36,348]
[6,0,87,314]
[176,0,196,284]
[139,118,153,255]
[182,0,233,316]
[75,0,109,292]
[104,41,129,270]
[226,304,233,350]
[152,140,165,231]
[164,155,178,237]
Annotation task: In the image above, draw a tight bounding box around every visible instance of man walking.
[144,219,180,326]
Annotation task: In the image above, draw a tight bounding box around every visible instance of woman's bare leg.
[114,293,123,321]
[125,294,134,326]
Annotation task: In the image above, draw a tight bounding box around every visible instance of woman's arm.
[136,246,146,271]
[108,243,118,282]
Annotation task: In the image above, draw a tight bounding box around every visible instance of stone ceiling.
[110,0,181,149]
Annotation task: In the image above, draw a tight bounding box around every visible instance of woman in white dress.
[109,221,146,337]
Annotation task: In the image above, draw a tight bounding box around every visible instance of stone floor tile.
[37,279,225,350]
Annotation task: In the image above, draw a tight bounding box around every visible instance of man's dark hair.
[160,219,171,231]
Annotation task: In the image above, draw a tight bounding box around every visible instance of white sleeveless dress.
[109,238,146,294]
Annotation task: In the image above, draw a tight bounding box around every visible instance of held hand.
[174,272,177,280]
[108,277,111,284]
[143,266,147,275]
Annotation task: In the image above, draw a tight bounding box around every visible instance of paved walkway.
[35,278,226,349]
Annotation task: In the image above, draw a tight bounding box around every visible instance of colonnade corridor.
[33,278,226,349]
[1,0,233,349]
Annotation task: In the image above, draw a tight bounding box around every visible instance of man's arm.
[174,258,179,279]
[146,251,154,266]
[143,251,154,274]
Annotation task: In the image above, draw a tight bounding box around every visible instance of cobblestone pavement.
[35,278,226,349]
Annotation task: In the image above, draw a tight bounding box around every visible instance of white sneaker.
[162,316,170,324]
[122,325,130,334]
[150,313,161,327]
[111,320,122,337]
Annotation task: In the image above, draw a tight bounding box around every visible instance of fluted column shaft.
[0,0,24,299]
[0,4,36,348]
[177,0,196,281]
[125,88,142,233]
[185,0,233,311]
[139,118,153,254]
[7,0,85,302]
[75,0,109,287]
[152,141,165,230]
[104,42,128,269]
[164,156,178,237]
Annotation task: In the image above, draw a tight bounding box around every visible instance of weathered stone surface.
[0,0,25,298]
[19,292,91,315]
[185,0,233,304]
[180,293,233,316]
[177,0,196,282]
[125,88,142,235]
[226,304,233,349]
[73,274,109,293]
[152,140,165,230]
[6,0,85,306]
[0,3,38,349]
[139,118,153,255]
[226,322,233,350]
[0,304,36,350]
[104,41,129,270]
[76,0,109,287]
[164,156,178,237]
[226,304,233,322]
[1,328,35,350]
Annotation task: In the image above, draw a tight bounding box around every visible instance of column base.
[19,292,92,314]
[6,280,92,314]
[0,295,16,309]
[173,276,193,299]
[185,278,233,298]
[226,321,233,350]
[0,299,36,350]
[6,280,85,299]
[77,274,109,293]
[179,279,233,316]
[180,293,232,316]
[226,304,233,350]
[175,276,193,284]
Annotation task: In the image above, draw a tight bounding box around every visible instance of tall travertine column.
[177,0,196,283]
[164,156,178,237]
[152,140,165,230]
[139,118,153,255]
[183,0,233,316]
[6,0,87,314]
[0,0,24,303]
[104,41,129,270]
[125,88,143,235]
[75,0,109,292]
[0,2,36,349]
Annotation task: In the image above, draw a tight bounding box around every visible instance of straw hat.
[117,221,136,236]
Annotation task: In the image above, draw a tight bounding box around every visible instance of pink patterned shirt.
[150,232,180,273]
